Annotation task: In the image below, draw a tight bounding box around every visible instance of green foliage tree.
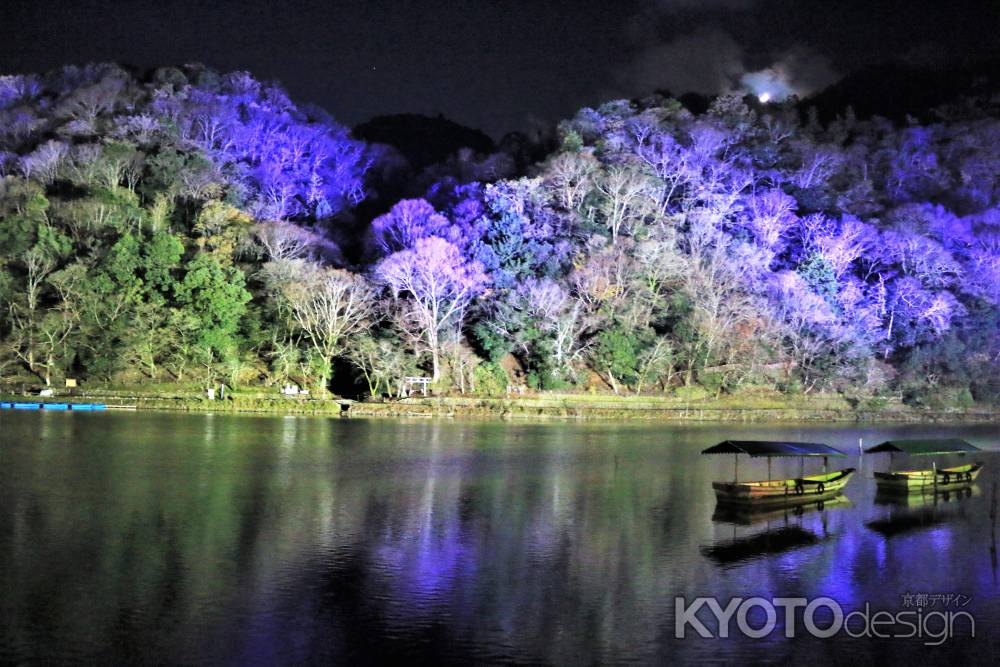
[797,253,838,305]
[473,361,509,397]
[174,255,252,369]
[592,327,639,394]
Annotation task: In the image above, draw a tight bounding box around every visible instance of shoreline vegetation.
[4,387,999,422]
[2,65,1000,413]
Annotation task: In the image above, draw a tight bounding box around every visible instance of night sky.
[1,0,998,137]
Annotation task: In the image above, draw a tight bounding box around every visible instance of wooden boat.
[864,439,984,494]
[711,469,856,505]
[702,440,856,507]
[873,462,983,492]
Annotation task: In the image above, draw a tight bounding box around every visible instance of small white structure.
[281,384,300,396]
[206,387,216,401]
[402,376,431,397]
[39,388,54,397]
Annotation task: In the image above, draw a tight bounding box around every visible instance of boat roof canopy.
[863,438,980,456]
[701,440,847,458]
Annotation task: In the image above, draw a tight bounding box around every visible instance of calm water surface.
[1,411,999,664]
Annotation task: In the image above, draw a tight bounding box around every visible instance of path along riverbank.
[3,389,998,423]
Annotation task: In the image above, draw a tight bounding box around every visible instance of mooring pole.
[767,457,772,481]
[933,460,938,495]
[734,454,739,483]
[990,482,997,582]
[823,456,828,473]
[992,482,998,525]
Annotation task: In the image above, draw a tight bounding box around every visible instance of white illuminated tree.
[374,237,487,381]
[281,264,377,391]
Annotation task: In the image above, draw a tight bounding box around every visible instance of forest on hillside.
[1,63,998,406]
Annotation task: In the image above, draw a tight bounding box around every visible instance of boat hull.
[712,468,856,506]
[873,462,983,494]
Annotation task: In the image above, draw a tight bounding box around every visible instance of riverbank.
[3,387,999,422]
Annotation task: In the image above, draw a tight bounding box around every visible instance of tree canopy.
[1,64,999,406]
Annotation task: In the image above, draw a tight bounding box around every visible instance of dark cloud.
[0,0,994,135]
[622,22,840,102]
[741,47,840,100]
[644,0,755,12]
[621,0,842,102]
[623,27,744,96]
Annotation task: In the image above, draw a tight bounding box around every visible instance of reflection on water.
[875,485,980,508]
[866,488,978,538]
[701,526,823,565]
[711,494,852,526]
[0,413,998,664]
[704,496,852,566]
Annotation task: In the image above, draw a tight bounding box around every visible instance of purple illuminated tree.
[371,198,451,254]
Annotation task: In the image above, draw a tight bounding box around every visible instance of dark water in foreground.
[1,412,999,665]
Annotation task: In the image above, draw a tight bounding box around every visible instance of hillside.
[1,63,999,410]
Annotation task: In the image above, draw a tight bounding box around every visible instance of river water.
[1,411,998,664]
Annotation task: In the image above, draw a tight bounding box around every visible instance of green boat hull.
[873,462,983,494]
